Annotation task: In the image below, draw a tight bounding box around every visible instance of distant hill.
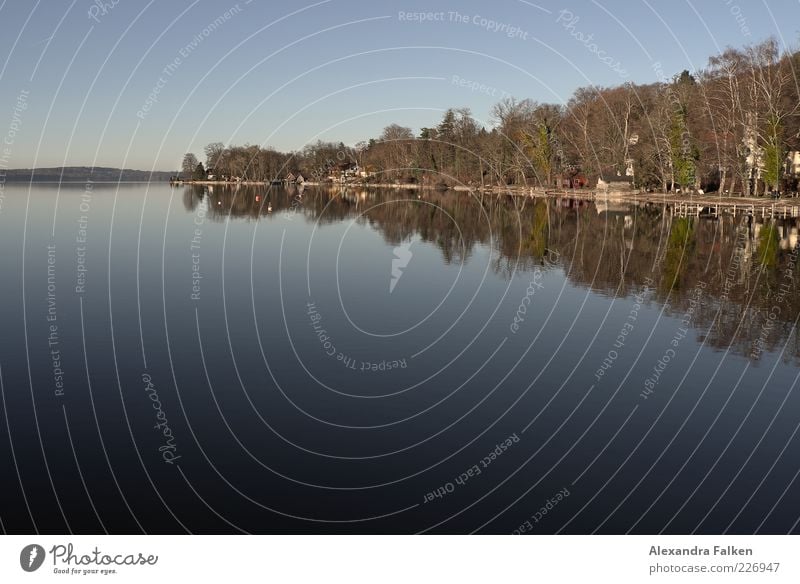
[0,167,178,182]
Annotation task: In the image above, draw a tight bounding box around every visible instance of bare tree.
[204,142,225,171]
[746,39,798,193]
[182,153,199,179]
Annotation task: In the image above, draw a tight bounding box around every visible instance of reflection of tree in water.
[183,185,800,360]
[359,196,478,265]
[527,200,549,258]
[182,187,200,212]
[758,223,779,269]
[660,218,696,293]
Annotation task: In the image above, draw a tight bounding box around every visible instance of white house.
[785,151,800,176]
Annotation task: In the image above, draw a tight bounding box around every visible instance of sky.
[0,0,798,171]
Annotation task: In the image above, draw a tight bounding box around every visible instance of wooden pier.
[672,200,800,219]
[540,188,800,219]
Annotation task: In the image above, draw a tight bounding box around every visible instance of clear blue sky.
[0,0,797,170]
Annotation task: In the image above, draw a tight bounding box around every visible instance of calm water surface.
[1,182,799,534]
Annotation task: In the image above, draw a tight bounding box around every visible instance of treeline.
[186,38,800,195]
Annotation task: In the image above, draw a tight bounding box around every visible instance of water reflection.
[183,184,800,363]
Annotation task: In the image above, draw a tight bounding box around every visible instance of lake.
[1,182,799,534]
